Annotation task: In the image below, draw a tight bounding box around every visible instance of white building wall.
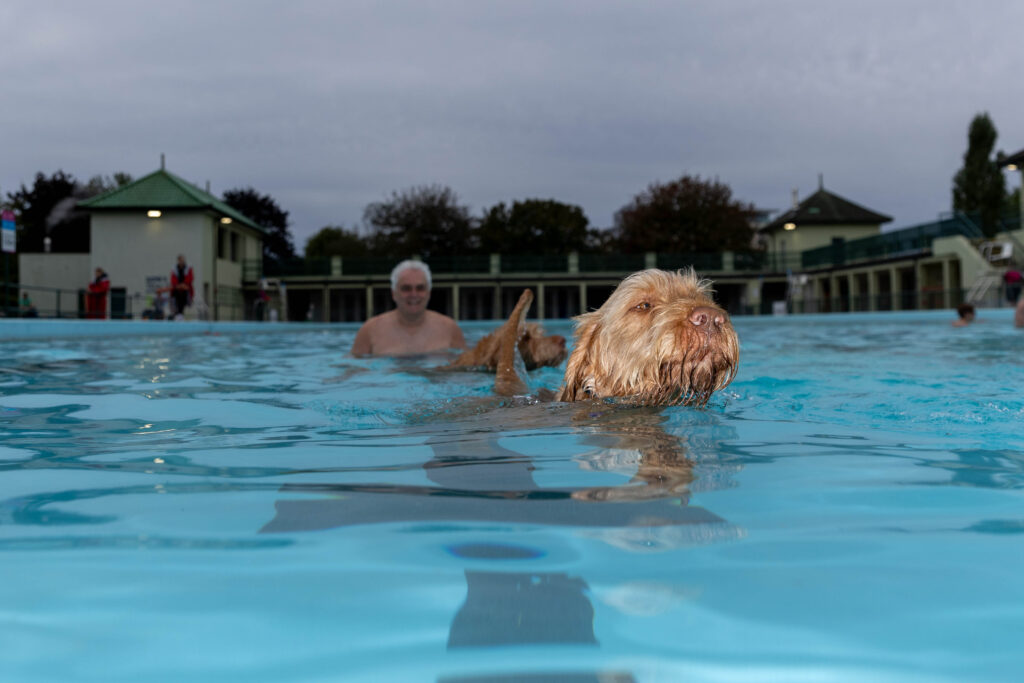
[213,226,265,319]
[17,253,91,316]
[91,212,209,319]
[769,223,882,257]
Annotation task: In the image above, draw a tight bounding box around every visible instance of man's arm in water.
[448,318,468,350]
[351,318,375,356]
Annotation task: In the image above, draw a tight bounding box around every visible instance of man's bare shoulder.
[424,310,458,327]
[352,312,396,356]
[363,310,399,328]
[426,310,467,349]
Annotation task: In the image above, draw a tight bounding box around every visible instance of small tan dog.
[557,269,739,406]
[448,291,567,372]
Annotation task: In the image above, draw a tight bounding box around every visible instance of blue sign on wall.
[1,210,15,254]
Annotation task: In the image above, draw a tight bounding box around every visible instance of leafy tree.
[585,227,617,252]
[305,226,371,261]
[952,112,1006,237]
[82,172,133,196]
[477,199,590,253]
[6,171,134,253]
[363,185,473,259]
[613,174,756,253]
[222,187,296,267]
[7,171,89,252]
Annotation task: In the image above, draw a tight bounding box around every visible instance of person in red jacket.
[170,254,194,319]
[86,268,110,319]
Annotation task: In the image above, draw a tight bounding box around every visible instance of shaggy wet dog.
[556,269,739,406]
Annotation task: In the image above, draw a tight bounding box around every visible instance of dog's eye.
[634,302,651,311]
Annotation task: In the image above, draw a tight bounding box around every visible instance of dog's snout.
[554,335,566,348]
[689,306,726,327]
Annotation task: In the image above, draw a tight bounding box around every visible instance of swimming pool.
[0,310,1021,682]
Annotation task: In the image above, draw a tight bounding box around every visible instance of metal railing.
[1,282,134,319]
[244,248,809,280]
[799,210,1022,270]
[802,212,981,269]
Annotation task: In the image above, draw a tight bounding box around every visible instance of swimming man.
[351,260,467,356]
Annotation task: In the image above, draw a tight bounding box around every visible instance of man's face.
[392,268,430,316]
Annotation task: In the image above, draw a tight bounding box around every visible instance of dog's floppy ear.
[557,312,600,401]
[516,323,540,366]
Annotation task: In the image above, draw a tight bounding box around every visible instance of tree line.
[3,111,1018,275]
[3,170,761,268]
[303,176,759,264]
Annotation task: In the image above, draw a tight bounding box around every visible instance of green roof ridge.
[78,169,266,233]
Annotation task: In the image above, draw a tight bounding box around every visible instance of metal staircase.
[966,271,1004,303]
[965,226,1023,304]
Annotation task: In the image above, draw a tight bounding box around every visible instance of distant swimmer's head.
[953,302,975,327]
[391,260,432,318]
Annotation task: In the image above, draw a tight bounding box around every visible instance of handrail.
[0,281,134,319]
[994,214,1024,268]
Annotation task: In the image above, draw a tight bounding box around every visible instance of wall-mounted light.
[784,222,796,231]
[1007,164,1019,171]
[147,210,162,218]
[220,217,232,224]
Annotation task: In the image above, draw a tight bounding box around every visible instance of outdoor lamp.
[147,210,162,218]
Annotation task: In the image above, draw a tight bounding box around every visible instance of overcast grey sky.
[3,1,1023,252]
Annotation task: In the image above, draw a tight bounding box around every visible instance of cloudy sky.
[3,1,1023,252]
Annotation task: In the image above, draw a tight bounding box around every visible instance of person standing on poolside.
[351,260,466,356]
[85,267,110,319]
[169,254,194,320]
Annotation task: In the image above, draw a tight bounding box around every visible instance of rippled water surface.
[1,312,1022,682]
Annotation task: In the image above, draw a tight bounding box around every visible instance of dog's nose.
[689,306,726,327]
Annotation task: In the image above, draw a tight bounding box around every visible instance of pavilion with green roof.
[71,166,267,320]
[758,179,892,268]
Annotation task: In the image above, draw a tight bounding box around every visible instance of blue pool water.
[1,311,1022,682]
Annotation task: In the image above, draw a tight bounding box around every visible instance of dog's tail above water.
[494,289,533,396]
